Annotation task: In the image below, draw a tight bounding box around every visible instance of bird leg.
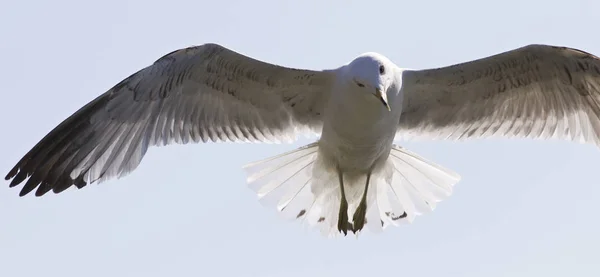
[352,172,371,233]
[337,166,350,235]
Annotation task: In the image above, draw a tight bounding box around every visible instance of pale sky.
[1,0,599,276]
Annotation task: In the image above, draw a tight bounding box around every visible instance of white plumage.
[5,43,600,237]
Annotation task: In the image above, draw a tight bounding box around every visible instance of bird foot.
[338,198,349,235]
[352,199,367,233]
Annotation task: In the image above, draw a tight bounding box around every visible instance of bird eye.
[379,65,385,75]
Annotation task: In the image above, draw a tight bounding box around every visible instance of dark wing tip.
[5,90,113,197]
[5,166,18,181]
[5,133,80,197]
[8,169,28,187]
[7,133,91,197]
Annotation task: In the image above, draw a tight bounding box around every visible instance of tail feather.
[243,143,322,220]
[364,178,385,233]
[376,177,408,228]
[381,144,461,225]
[243,143,318,200]
[243,142,462,238]
[244,143,347,236]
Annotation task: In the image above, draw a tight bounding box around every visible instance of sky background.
[1,0,600,276]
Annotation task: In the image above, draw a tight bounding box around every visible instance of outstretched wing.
[397,44,600,146]
[6,43,336,196]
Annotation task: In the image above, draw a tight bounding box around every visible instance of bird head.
[346,53,394,111]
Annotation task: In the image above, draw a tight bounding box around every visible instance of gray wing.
[6,43,336,196]
[397,44,600,146]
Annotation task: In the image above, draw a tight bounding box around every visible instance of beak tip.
[376,88,391,111]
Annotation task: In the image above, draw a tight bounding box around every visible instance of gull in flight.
[5,43,600,237]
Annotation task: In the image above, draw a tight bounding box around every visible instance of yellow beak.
[375,88,391,111]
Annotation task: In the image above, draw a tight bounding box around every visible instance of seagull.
[5,43,600,237]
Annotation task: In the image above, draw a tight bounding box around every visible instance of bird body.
[320,63,401,172]
[245,57,458,236]
[6,43,600,238]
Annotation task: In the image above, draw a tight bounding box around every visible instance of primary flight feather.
[5,43,600,237]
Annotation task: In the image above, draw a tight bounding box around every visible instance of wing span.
[398,44,600,146]
[6,43,336,196]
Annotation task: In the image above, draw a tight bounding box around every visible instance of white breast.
[317,83,402,172]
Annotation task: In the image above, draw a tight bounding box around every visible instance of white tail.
[242,143,461,237]
[377,144,461,228]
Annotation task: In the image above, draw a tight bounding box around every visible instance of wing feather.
[6,43,336,196]
[397,44,600,146]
